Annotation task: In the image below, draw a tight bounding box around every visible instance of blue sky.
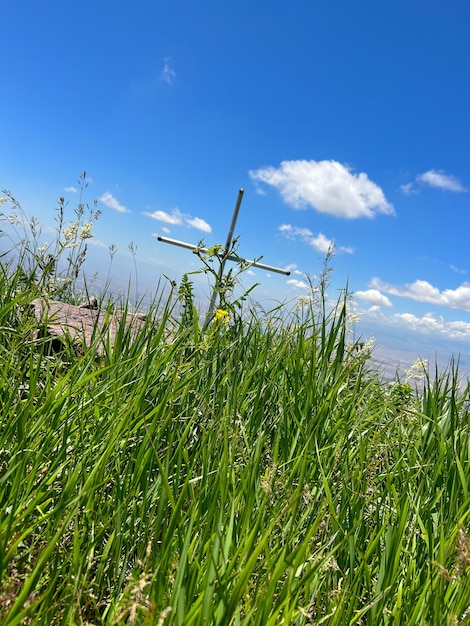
[2,0,470,376]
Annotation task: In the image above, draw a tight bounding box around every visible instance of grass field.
[1,189,470,624]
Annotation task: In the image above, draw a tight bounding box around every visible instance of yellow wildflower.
[215,308,229,323]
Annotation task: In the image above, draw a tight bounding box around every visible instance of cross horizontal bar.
[157,235,291,276]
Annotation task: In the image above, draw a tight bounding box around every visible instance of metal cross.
[157,189,291,325]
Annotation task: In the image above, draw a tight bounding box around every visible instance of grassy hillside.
[1,189,470,625]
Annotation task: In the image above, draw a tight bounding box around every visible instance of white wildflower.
[347,311,362,326]
[295,295,312,310]
[63,220,79,242]
[361,335,375,353]
[346,310,362,335]
[405,358,428,383]
[79,221,94,239]
[352,335,375,358]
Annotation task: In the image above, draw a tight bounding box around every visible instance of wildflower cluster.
[295,295,312,311]
[0,171,100,301]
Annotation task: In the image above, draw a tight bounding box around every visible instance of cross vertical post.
[203,188,244,327]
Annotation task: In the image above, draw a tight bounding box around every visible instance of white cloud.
[280,224,332,253]
[287,278,309,290]
[185,216,212,233]
[354,289,393,308]
[279,223,353,255]
[284,263,304,276]
[144,209,183,225]
[310,232,334,254]
[88,238,108,249]
[64,186,78,193]
[417,169,467,192]
[99,192,131,214]
[399,169,467,195]
[279,224,312,239]
[250,159,394,218]
[161,57,176,85]
[370,277,470,312]
[399,182,417,195]
[362,304,470,342]
[393,312,470,341]
[144,208,212,233]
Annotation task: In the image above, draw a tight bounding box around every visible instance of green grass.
[1,195,470,624]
